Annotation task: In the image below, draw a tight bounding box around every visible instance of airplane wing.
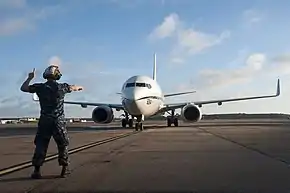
[117,91,196,97]
[164,90,196,97]
[159,79,281,113]
[32,93,124,110]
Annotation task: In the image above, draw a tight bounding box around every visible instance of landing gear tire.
[166,109,179,127]
[167,118,171,127]
[173,117,178,127]
[128,119,133,128]
[121,118,134,128]
[135,122,143,131]
[167,117,179,127]
[121,119,127,128]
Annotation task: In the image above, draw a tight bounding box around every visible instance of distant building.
[0,119,19,124]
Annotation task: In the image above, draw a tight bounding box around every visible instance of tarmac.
[0,119,290,192]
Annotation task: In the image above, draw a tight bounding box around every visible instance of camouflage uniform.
[28,80,71,167]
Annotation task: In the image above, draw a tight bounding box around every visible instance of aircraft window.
[136,83,146,87]
[126,83,135,87]
[146,84,152,89]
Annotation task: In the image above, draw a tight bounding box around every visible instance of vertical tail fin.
[153,53,157,81]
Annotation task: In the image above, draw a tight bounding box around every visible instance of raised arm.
[61,83,83,94]
[20,68,35,93]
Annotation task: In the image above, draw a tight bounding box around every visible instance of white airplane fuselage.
[121,75,164,117]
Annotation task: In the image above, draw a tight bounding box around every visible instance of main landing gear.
[166,109,179,127]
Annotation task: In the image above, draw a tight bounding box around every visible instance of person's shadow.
[0,174,62,182]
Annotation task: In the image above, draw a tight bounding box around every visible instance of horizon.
[1,112,289,120]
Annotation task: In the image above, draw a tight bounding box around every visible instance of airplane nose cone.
[123,99,143,115]
[126,89,142,101]
[123,89,144,115]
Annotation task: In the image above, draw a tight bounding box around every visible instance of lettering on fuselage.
[146,99,152,105]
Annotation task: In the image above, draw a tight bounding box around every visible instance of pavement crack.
[197,127,290,168]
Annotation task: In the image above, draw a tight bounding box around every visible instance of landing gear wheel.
[121,119,127,128]
[128,119,133,128]
[135,122,143,131]
[167,117,171,127]
[173,117,178,127]
[167,117,179,127]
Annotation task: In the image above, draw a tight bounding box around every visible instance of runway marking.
[0,131,140,178]
[197,127,290,168]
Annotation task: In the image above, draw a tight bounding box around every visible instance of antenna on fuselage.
[153,53,157,81]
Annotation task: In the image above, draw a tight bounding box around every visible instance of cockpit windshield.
[126,83,135,87]
[126,82,151,89]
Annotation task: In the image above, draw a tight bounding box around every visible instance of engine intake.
[92,106,114,124]
[181,104,202,122]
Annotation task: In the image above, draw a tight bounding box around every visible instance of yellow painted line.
[0,131,140,177]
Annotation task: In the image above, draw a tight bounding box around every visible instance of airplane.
[33,53,281,131]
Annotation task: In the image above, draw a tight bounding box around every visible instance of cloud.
[167,52,290,114]
[149,13,231,64]
[149,13,179,40]
[179,52,290,91]
[270,53,290,74]
[49,56,62,67]
[196,53,268,89]
[245,53,266,70]
[0,0,26,9]
[170,57,184,64]
[176,29,231,55]
[242,9,264,26]
[0,18,34,35]
[0,1,64,36]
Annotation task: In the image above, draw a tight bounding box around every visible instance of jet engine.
[92,106,114,124]
[181,104,202,122]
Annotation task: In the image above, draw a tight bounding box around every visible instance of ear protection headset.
[43,65,62,80]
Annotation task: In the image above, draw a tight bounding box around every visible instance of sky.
[1,0,290,118]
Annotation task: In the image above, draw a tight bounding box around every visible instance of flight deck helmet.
[42,65,62,80]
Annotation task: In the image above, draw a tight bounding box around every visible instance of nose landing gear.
[121,113,144,131]
[134,115,144,131]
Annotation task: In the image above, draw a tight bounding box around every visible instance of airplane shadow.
[0,174,61,183]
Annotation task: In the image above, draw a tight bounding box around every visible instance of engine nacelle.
[181,104,202,122]
[92,106,114,124]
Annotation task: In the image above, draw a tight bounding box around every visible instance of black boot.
[60,165,70,178]
[31,166,42,179]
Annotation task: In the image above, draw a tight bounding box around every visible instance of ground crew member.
[20,65,83,179]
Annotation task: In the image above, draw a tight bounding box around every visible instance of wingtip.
[276,78,281,96]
